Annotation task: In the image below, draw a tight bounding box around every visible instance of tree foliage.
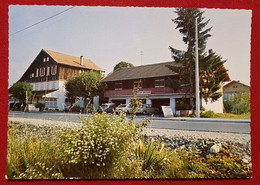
[168,8,228,103]
[65,70,105,106]
[113,61,134,71]
[224,94,250,114]
[9,81,33,103]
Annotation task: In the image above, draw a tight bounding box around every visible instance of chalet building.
[102,61,230,114]
[18,49,103,110]
[102,61,190,114]
[223,80,250,101]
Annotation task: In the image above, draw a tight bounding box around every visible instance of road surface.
[8,111,250,134]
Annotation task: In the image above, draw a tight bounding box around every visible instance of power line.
[10,6,74,36]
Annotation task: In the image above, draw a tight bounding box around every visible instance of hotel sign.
[136,91,151,95]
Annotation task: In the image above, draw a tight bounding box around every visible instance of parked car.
[136,104,159,115]
[115,104,132,114]
[98,103,116,113]
[9,103,22,111]
[64,105,84,112]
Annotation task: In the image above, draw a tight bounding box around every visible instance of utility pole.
[25,90,28,112]
[195,18,200,118]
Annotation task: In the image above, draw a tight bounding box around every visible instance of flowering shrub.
[61,112,139,178]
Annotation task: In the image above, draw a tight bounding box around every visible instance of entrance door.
[151,98,170,114]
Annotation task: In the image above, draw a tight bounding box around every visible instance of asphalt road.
[146,119,250,134]
[8,111,250,134]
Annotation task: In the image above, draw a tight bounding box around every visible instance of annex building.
[223,80,250,101]
[17,49,103,110]
[102,61,229,114]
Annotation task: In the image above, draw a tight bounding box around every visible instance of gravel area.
[142,127,251,163]
[142,127,251,145]
[8,117,82,128]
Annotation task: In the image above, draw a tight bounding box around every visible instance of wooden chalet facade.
[18,49,103,110]
[102,61,229,114]
[102,61,193,113]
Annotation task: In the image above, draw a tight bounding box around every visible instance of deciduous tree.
[113,61,134,71]
[65,70,105,108]
[9,81,33,104]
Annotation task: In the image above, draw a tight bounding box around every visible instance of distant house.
[16,49,103,110]
[223,80,250,101]
[102,61,229,114]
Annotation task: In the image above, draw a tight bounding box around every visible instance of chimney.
[80,56,84,66]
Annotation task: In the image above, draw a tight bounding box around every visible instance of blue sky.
[9,6,251,87]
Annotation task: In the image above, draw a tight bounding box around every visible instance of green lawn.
[200,111,250,119]
[212,113,250,119]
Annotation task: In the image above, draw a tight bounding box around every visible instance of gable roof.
[102,61,179,82]
[223,80,250,89]
[43,49,103,71]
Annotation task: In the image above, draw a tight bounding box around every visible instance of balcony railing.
[104,87,189,97]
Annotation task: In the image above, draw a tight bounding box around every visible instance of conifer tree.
[168,8,228,104]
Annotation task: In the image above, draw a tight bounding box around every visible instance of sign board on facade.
[137,91,151,95]
[161,106,173,118]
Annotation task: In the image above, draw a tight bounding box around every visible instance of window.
[46,66,50,76]
[35,68,39,77]
[43,58,46,62]
[51,65,57,75]
[115,82,122,90]
[30,73,34,78]
[233,85,238,88]
[35,83,39,91]
[46,57,49,61]
[45,98,57,108]
[51,81,56,89]
[40,67,45,77]
[155,79,165,88]
[133,80,142,89]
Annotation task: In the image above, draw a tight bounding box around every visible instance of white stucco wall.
[201,96,223,113]
[43,80,66,111]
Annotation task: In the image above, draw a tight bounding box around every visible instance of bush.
[7,121,65,179]
[186,149,252,178]
[224,94,250,114]
[135,138,165,172]
[61,112,141,178]
[35,103,45,111]
[200,110,215,118]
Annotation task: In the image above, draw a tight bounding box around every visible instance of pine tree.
[168,8,228,104]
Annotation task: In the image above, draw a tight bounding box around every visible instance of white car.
[115,104,132,114]
[136,104,159,115]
